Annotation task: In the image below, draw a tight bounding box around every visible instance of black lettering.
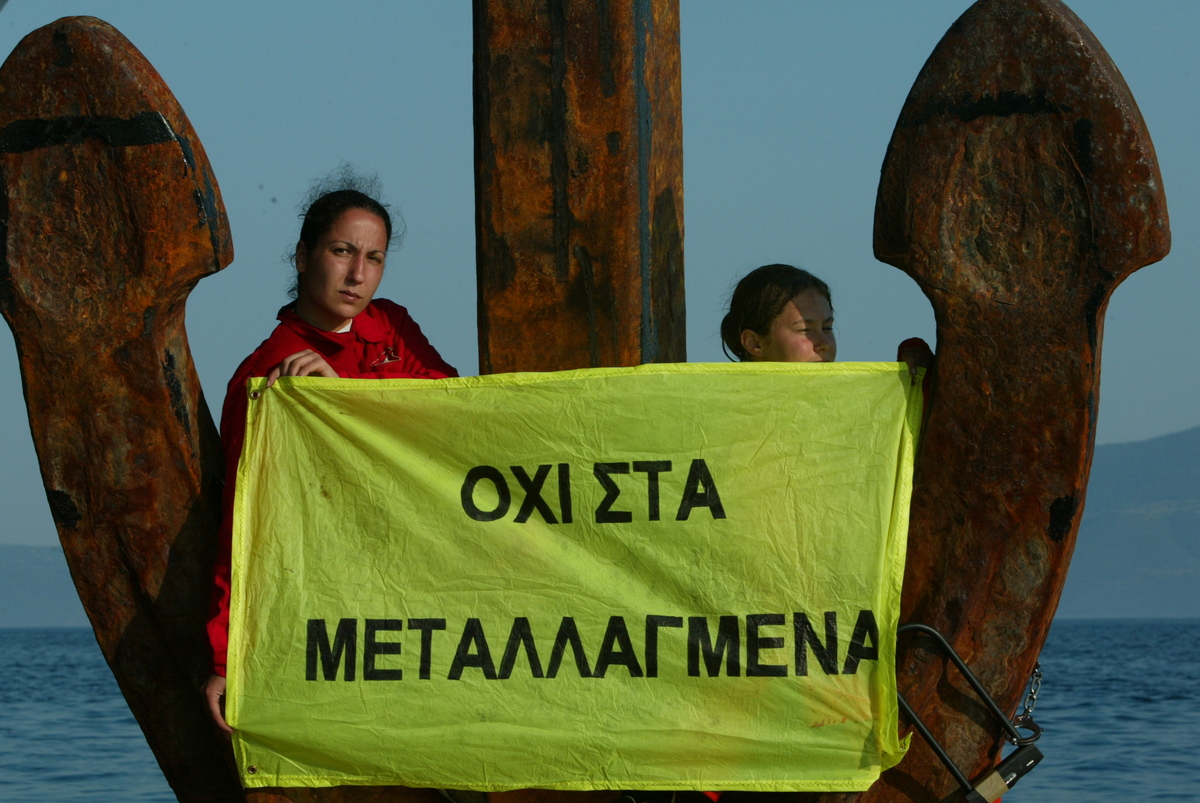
[794,612,839,676]
[448,618,497,680]
[592,616,644,678]
[512,464,557,524]
[364,619,403,681]
[558,463,573,524]
[843,610,880,675]
[306,618,357,681]
[461,465,511,521]
[675,459,726,520]
[407,618,446,679]
[687,616,740,677]
[498,617,545,679]
[644,615,683,678]
[546,617,593,678]
[594,463,633,523]
[633,460,672,521]
[746,613,787,677]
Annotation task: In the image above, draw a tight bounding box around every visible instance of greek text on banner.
[226,362,921,791]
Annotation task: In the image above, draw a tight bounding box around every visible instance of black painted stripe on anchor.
[0,110,176,154]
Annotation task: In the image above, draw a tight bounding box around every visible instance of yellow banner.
[227,363,920,791]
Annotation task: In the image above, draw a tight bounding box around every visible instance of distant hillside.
[1057,426,1200,618]
[1,427,1197,627]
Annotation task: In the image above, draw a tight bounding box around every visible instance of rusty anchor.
[0,15,240,802]
[865,0,1169,800]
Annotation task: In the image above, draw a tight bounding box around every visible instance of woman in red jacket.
[203,180,457,732]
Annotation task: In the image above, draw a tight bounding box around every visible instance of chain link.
[1008,662,1044,745]
[1020,662,1043,717]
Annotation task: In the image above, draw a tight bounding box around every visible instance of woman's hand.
[204,674,233,734]
[265,350,339,387]
[898,339,934,385]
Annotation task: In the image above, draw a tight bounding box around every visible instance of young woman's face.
[742,288,836,363]
[295,208,388,331]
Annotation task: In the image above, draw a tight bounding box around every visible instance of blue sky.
[2,1,1197,547]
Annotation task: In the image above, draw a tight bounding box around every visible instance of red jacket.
[207,299,457,675]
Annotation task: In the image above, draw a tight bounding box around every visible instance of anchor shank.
[473,0,685,373]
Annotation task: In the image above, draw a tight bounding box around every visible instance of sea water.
[1,620,1197,802]
[0,628,173,801]
[1006,619,1200,802]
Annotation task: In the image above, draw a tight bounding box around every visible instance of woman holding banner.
[203,173,457,732]
[721,263,932,376]
[685,264,929,803]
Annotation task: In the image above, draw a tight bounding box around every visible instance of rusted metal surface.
[0,16,240,802]
[863,0,1170,800]
[474,0,684,374]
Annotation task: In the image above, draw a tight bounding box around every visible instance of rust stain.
[474,0,684,374]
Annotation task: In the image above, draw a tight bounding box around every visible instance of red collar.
[276,302,389,346]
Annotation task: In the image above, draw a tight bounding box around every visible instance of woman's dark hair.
[720,264,833,361]
[287,166,405,299]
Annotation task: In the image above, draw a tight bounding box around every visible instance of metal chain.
[1019,662,1043,717]
[1008,662,1044,745]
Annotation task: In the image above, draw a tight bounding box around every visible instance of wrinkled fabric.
[227,362,920,791]
[208,299,456,675]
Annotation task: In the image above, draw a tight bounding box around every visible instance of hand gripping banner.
[226,363,921,791]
